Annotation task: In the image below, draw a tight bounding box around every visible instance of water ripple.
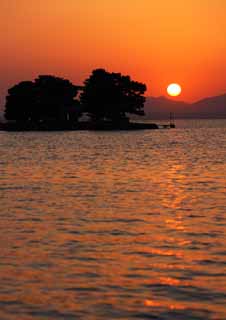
[0,120,226,319]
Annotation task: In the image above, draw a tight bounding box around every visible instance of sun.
[167,83,182,97]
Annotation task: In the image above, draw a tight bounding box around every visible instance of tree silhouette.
[34,75,80,121]
[4,75,81,122]
[5,81,37,121]
[80,69,147,121]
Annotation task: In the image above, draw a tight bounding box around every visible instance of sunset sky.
[1,0,226,112]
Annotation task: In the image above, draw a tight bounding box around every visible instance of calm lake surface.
[0,119,226,320]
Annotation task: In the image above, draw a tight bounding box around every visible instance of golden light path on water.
[0,120,226,319]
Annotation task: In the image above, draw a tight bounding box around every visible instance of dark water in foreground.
[0,119,226,320]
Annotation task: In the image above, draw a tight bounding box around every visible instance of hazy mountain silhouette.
[144,94,226,119]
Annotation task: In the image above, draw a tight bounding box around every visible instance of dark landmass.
[144,93,226,119]
[1,70,155,131]
[0,120,160,131]
[0,70,174,131]
[2,69,226,130]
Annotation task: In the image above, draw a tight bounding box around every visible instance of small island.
[0,69,173,131]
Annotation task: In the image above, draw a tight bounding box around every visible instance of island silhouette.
[1,68,226,131]
[1,69,161,131]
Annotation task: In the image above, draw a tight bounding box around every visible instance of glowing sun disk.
[167,83,182,97]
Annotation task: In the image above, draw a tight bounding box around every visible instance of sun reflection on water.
[0,126,226,319]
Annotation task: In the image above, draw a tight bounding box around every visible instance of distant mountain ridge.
[144,93,226,119]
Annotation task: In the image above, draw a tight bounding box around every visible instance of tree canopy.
[80,69,147,121]
[4,70,147,127]
[5,75,81,122]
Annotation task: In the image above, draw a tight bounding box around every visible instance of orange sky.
[1,0,226,112]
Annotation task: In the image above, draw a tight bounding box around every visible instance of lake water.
[0,119,226,320]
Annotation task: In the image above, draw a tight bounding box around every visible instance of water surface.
[0,119,226,319]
